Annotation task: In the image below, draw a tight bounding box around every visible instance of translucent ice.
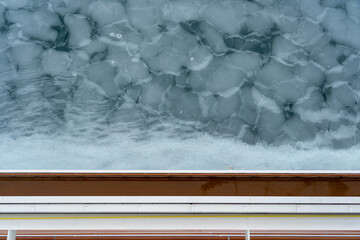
[42,49,71,76]
[64,14,92,48]
[88,0,125,27]
[1,0,360,170]
[6,8,59,42]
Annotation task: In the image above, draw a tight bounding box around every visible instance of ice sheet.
[0,0,359,170]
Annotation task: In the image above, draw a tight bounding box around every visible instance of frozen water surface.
[0,0,360,170]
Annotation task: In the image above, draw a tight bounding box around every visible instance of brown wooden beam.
[1,172,359,196]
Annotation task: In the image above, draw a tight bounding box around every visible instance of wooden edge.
[1,172,360,196]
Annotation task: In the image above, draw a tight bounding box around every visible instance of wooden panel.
[0,173,359,196]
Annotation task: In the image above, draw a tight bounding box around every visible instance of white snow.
[1,131,360,170]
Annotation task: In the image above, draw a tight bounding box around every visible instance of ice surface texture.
[0,0,360,169]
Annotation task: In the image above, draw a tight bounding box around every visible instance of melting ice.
[1,0,360,169]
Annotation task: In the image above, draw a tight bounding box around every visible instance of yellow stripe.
[1,215,360,220]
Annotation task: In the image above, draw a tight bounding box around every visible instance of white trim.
[6,230,16,240]
[1,197,360,214]
[1,214,360,230]
[1,234,360,237]
[245,230,250,240]
[2,204,360,214]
